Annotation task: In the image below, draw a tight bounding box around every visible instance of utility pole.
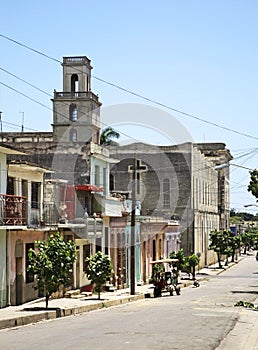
[0,111,2,133]
[130,157,137,295]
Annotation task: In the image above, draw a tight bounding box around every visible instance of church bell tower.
[52,56,101,144]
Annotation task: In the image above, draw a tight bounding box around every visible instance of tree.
[248,169,258,201]
[184,254,200,280]
[100,127,120,145]
[209,230,232,268]
[85,251,112,299]
[27,233,76,308]
[241,229,258,253]
[169,249,185,271]
[228,232,242,262]
[169,249,185,281]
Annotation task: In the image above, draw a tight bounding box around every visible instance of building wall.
[74,238,93,290]
[8,230,46,305]
[8,164,45,226]
[0,229,7,308]
[109,142,229,268]
[0,153,7,194]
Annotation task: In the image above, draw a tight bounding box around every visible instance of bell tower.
[52,56,101,144]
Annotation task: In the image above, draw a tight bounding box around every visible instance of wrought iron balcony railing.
[0,194,26,225]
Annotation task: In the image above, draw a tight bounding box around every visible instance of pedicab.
[150,258,181,298]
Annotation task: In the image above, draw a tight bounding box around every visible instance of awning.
[75,184,104,192]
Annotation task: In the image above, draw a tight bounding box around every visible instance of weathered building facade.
[0,56,124,295]
[109,141,232,268]
[0,54,233,302]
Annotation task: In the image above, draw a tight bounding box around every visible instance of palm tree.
[100,127,120,145]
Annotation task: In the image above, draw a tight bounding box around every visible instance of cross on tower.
[128,159,148,195]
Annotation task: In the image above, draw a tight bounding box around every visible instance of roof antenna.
[20,112,24,132]
[0,111,2,133]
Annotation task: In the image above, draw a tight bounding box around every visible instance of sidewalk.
[0,282,156,330]
[0,256,256,340]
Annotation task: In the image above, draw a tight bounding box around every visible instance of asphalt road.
[1,255,258,350]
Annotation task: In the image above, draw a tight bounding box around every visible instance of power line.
[0,34,60,65]
[0,67,52,97]
[1,67,138,141]
[0,80,138,141]
[1,33,258,142]
[0,81,52,113]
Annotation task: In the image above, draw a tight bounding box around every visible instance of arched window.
[163,178,170,209]
[70,129,77,142]
[109,174,114,191]
[69,104,77,121]
[71,74,78,92]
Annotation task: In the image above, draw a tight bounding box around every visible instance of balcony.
[0,194,26,226]
[43,203,60,225]
[63,217,103,240]
[54,91,100,104]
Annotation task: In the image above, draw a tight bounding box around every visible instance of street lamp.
[244,204,258,208]
[215,163,253,171]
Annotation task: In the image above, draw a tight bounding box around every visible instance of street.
[1,255,258,350]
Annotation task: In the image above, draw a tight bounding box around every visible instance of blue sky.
[1,0,258,213]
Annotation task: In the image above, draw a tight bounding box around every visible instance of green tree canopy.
[184,254,200,279]
[27,233,76,308]
[241,229,258,253]
[248,169,258,201]
[85,251,112,299]
[169,248,185,271]
[209,230,232,268]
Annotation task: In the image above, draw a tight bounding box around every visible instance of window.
[105,227,109,255]
[22,180,28,198]
[83,244,91,271]
[103,168,107,195]
[31,182,40,209]
[152,239,156,260]
[96,238,102,253]
[26,243,34,283]
[7,177,14,195]
[70,129,77,142]
[110,174,114,191]
[71,74,78,92]
[69,104,77,121]
[163,179,170,209]
[137,172,140,194]
[95,165,100,186]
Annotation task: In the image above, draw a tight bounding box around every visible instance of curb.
[58,293,146,318]
[0,310,57,329]
[0,293,146,330]
[0,259,243,330]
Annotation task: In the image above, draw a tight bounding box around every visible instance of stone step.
[81,292,93,297]
[64,289,81,298]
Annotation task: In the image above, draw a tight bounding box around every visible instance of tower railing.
[54,91,99,103]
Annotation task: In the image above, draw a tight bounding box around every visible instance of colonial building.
[0,154,58,307]
[0,145,25,307]
[109,141,232,268]
[0,54,233,300]
[0,56,123,294]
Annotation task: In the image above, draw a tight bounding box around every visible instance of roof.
[8,160,53,173]
[0,144,25,155]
